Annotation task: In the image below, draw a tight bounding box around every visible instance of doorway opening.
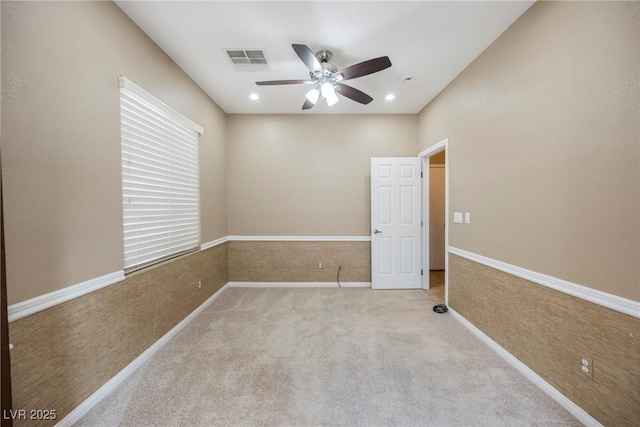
[419,138,449,305]
[428,154,446,304]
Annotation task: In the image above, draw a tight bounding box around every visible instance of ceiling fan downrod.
[315,49,332,63]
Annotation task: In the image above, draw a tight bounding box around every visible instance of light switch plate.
[464,212,471,224]
[453,212,463,223]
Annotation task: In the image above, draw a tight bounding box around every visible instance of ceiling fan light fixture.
[305,88,320,104]
[325,90,339,106]
[320,82,335,98]
[320,82,339,106]
[249,93,260,101]
[385,94,396,101]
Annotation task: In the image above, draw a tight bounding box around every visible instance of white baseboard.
[448,246,640,319]
[448,307,602,427]
[200,236,229,250]
[55,283,230,427]
[336,282,371,288]
[228,281,371,288]
[8,271,125,322]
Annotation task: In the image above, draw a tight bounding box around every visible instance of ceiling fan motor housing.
[309,49,338,79]
[315,49,333,63]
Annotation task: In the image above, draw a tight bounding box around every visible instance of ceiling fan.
[256,44,392,110]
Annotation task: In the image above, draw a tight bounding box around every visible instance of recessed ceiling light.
[249,93,259,101]
[385,94,396,101]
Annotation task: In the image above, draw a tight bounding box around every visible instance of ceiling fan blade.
[292,44,322,73]
[338,56,392,81]
[334,83,373,105]
[302,98,316,110]
[256,79,313,86]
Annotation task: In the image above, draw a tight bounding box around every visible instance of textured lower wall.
[8,243,228,426]
[448,254,640,426]
[229,241,370,283]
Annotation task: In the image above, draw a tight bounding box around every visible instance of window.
[119,77,203,273]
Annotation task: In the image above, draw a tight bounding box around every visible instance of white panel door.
[371,157,422,289]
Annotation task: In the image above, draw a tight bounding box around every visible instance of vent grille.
[225,49,268,65]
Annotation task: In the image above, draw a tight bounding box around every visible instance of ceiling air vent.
[225,49,269,71]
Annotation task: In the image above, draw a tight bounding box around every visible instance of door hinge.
[421,269,424,276]
[421,220,423,227]
[421,171,423,178]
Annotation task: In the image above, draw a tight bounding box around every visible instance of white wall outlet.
[198,280,202,289]
[464,212,471,224]
[581,357,593,379]
[318,263,323,269]
[453,212,463,223]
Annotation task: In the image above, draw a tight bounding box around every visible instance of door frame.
[418,138,449,305]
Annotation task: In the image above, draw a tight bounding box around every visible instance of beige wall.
[1,1,227,305]
[418,1,639,301]
[227,114,418,236]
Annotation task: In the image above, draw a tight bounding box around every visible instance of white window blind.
[119,77,203,272]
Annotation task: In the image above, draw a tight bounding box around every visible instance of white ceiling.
[115,1,534,114]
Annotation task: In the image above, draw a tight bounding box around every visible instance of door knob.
[373,229,382,234]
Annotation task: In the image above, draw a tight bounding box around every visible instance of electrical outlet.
[581,357,593,379]
[198,280,202,289]
[318,263,323,269]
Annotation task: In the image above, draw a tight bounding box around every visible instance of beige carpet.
[78,287,580,426]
